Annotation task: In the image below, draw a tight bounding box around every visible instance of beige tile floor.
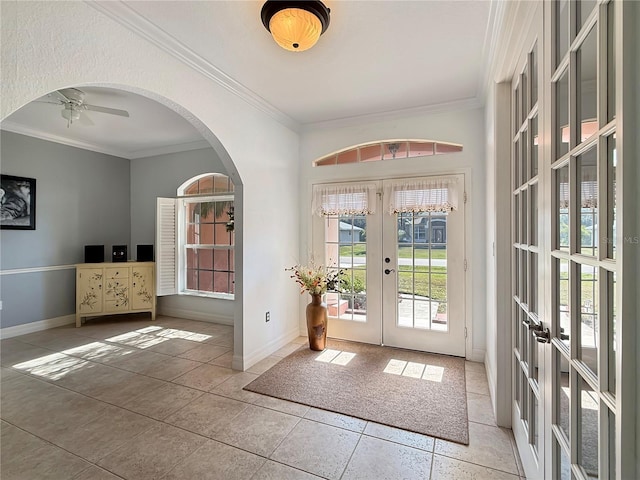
[0,314,526,480]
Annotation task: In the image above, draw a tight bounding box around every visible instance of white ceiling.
[1,0,496,159]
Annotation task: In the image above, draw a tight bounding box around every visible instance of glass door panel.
[382,176,465,356]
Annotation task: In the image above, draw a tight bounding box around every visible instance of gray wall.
[129,148,226,248]
[130,148,234,322]
[0,131,131,327]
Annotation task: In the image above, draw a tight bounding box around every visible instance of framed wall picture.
[1,175,36,230]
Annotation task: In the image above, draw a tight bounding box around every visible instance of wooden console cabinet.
[75,262,156,327]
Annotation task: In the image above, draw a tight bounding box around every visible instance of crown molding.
[86,1,300,132]
[301,97,484,132]
[479,0,508,101]
[483,0,539,93]
[1,122,130,159]
[2,122,214,160]
[129,140,211,159]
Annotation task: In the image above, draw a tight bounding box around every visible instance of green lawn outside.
[342,268,447,302]
[339,244,447,260]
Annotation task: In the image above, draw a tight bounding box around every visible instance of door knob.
[384,268,395,275]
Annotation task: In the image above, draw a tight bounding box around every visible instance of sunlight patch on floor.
[315,349,356,366]
[383,359,444,382]
[62,341,136,361]
[13,353,89,380]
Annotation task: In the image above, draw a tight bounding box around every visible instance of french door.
[312,175,466,357]
[511,1,620,478]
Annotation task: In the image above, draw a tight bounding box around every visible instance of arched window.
[157,173,234,299]
[313,140,463,166]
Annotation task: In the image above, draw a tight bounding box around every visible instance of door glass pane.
[557,0,570,66]
[606,135,617,259]
[515,85,521,135]
[579,264,598,375]
[521,69,528,125]
[579,376,599,479]
[531,115,539,177]
[514,302,521,354]
[530,42,538,106]
[579,26,598,143]
[515,357,522,409]
[559,437,572,479]
[530,183,538,246]
[514,248,520,298]
[521,189,528,245]
[521,250,528,307]
[532,392,540,455]
[396,211,448,331]
[558,359,570,441]
[608,272,617,394]
[578,148,598,257]
[607,1,616,121]
[531,318,539,382]
[556,70,570,157]
[514,194,520,244]
[557,166,570,251]
[608,408,616,479]
[521,369,529,424]
[521,129,528,185]
[579,0,597,31]
[328,214,367,322]
[558,259,570,347]
[530,252,538,314]
[514,139,520,188]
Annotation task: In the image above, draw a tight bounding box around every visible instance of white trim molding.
[237,325,300,371]
[0,315,75,339]
[86,1,299,132]
[157,306,233,326]
[0,264,76,276]
[1,122,130,159]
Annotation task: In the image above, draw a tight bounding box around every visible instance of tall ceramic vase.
[306,293,328,351]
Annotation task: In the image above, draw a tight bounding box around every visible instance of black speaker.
[84,245,104,263]
[112,245,127,262]
[137,244,154,262]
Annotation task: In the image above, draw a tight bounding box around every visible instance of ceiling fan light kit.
[261,0,330,52]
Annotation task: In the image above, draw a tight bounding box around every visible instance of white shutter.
[156,197,178,296]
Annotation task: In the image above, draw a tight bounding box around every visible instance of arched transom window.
[313,140,463,167]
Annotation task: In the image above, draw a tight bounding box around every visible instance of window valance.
[384,176,460,213]
[312,183,377,216]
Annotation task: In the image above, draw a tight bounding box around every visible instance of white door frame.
[310,172,472,359]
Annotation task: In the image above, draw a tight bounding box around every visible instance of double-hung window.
[156,173,234,299]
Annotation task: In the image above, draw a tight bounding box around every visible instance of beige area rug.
[244,339,469,445]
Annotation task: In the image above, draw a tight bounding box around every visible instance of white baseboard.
[158,306,234,326]
[0,314,75,339]
[238,326,301,371]
[469,348,486,363]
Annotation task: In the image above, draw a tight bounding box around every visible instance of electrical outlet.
[265,311,270,322]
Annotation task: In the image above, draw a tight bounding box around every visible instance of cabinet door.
[77,268,104,314]
[131,266,154,310]
[104,267,130,312]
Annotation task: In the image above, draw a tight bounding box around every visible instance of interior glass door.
[548,1,617,479]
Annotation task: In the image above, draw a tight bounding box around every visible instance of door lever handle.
[532,328,551,343]
[384,269,395,275]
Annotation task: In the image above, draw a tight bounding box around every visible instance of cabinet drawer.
[105,267,129,280]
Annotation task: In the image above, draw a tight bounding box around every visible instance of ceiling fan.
[36,88,130,128]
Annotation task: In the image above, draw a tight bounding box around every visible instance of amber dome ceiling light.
[261,0,331,52]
